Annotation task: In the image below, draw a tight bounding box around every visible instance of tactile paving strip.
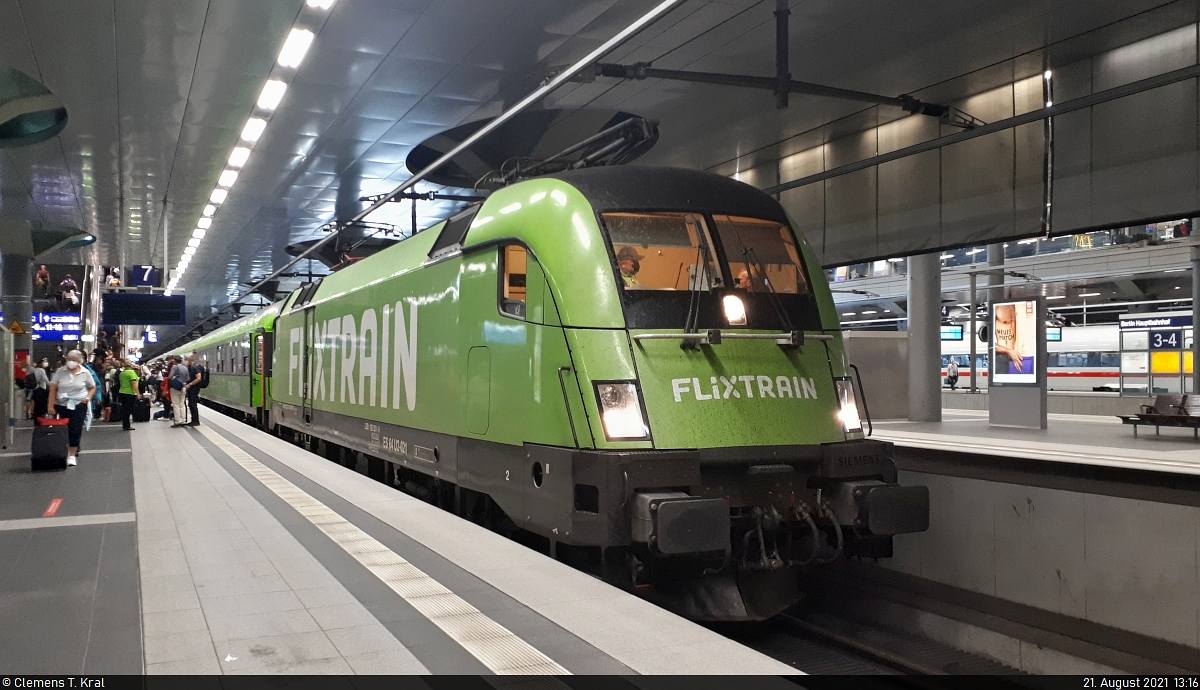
[198,426,569,675]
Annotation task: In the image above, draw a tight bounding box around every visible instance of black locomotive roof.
[545,166,789,225]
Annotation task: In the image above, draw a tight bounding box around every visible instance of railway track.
[720,606,1021,676]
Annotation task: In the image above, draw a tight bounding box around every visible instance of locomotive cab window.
[603,212,722,291]
[712,215,810,296]
[500,245,527,320]
[600,211,823,331]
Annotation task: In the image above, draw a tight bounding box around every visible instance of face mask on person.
[66,360,81,370]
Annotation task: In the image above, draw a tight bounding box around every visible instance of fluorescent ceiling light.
[257,80,287,111]
[278,28,315,68]
[1044,70,1052,80]
[192,228,206,239]
[202,204,216,217]
[197,217,212,229]
[210,189,228,204]
[1045,295,1066,300]
[228,148,250,168]
[240,118,267,143]
[183,246,196,256]
[887,257,905,263]
[306,0,335,8]
[1078,292,1101,297]
[188,238,201,248]
[218,170,239,188]
[939,254,954,260]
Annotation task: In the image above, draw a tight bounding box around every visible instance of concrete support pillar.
[1,253,34,358]
[908,251,942,422]
[987,243,1005,305]
[1192,243,1198,395]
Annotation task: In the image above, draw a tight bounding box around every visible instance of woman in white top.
[47,349,96,467]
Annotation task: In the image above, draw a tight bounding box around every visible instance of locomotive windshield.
[601,211,822,331]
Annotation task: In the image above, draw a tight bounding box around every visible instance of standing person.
[35,265,50,298]
[46,350,96,467]
[155,369,174,421]
[168,356,190,427]
[183,353,206,428]
[117,359,140,431]
[58,274,79,309]
[946,358,960,391]
[26,361,50,419]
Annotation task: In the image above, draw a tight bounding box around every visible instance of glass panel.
[712,214,809,295]
[1122,375,1149,396]
[500,245,528,319]
[1122,331,1149,350]
[604,212,720,291]
[1121,352,1148,374]
[1152,374,1182,394]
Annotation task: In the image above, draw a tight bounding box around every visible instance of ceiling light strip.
[170,1,337,294]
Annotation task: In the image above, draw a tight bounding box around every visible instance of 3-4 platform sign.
[1150,330,1183,350]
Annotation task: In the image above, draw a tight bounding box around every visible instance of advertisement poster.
[992,299,1038,384]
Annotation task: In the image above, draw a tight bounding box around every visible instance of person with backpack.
[22,362,49,419]
[182,352,207,428]
[168,356,190,426]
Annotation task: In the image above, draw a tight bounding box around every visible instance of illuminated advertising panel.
[992,299,1038,384]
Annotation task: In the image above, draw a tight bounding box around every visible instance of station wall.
[768,23,1200,268]
[887,468,1200,651]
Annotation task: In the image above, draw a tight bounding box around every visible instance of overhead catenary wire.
[223,0,688,313]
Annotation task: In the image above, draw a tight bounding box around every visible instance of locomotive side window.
[712,215,810,295]
[602,212,722,291]
[500,245,527,319]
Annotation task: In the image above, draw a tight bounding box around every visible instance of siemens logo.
[838,454,880,468]
[671,375,818,402]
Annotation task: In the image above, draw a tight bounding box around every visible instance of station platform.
[874,408,1200,476]
[0,412,794,675]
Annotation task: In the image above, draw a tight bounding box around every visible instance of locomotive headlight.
[595,382,650,441]
[723,294,747,326]
[835,378,863,433]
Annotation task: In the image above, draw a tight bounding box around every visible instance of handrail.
[848,363,873,436]
[631,329,834,347]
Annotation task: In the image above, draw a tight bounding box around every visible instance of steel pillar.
[1,253,34,359]
[908,252,942,422]
[987,244,1005,305]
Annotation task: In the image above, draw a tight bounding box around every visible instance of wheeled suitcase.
[31,418,70,471]
[133,400,152,423]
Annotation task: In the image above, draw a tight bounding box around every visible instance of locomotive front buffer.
[624,438,928,621]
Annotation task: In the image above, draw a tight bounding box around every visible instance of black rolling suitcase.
[133,400,152,423]
[32,418,70,471]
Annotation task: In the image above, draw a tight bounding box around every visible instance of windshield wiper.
[682,244,705,345]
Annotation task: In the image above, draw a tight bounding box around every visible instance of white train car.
[941,324,1120,391]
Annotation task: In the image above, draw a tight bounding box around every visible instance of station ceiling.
[0,0,1185,330]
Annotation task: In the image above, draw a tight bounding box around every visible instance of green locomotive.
[168,167,929,621]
